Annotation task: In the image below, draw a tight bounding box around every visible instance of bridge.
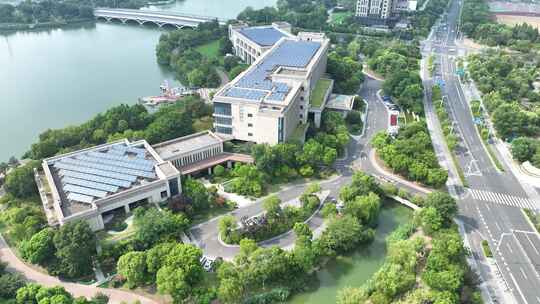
[94,8,227,29]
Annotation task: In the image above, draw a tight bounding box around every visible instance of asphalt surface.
[189,74,428,260]
[422,0,540,302]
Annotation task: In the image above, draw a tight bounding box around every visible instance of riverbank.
[0,18,94,33]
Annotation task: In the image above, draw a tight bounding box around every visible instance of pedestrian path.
[469,188,538,210]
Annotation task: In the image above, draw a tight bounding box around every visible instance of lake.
[0,0,277,162]
[288,203,412,304]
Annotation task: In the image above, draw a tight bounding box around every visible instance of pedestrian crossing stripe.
[469,189,538,210]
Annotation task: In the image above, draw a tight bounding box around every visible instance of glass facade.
[216,126,233,134]
[214,102,232,116]
[215,116,232,125]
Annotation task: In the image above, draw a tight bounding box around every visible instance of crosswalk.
[469,189,538,210]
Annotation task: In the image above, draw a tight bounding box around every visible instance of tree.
[0,272,25,299]
[263,196,282,219]
[424,192,457,224]
[4,161,39,198]
[213,165,226,177]
[343,192,381,226]
[218,277,244,304]
[156,244,203,301]
[133,208,189,249]
[511,137,538,162]
[337,287,366,304]
[219,215,237,242]
[419,207,443,234]
[52,221,96,278]
[20,227,56,266]
[117,251,147,288]
[317,215,373,255]
[183,178,212,211]
[146,242,176,276]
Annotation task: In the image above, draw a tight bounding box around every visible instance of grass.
[523,209,540,233]
[330,11,353,25]
[290,123,309,142]
[451,153,469,187]
[481,240,493,258]
[484,139,505,172]
[195,40,220,60]
[190,205,234,226]
[310,78,332,108]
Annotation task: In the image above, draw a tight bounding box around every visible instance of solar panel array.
[52,144,157,204]
[239,27,288,46]
[223,40,321,102]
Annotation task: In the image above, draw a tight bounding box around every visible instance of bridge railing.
[94,8,228,23]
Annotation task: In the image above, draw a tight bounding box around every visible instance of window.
[300,105,304,110]
[247,113,253,118]
[300,114,304,118]
[300,96,304,101]
[161,191,168,198]
[216,126,232,134]
[248,123,253,127]
[248,133,253,137]
[215,116,232,125]
[214,102,232,116]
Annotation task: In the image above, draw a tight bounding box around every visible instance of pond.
[287,202,412,304]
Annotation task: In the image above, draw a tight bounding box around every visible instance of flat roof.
[238,26,288,47]
[46,141,160,214]
[325,94,355,111]
[153,131,223,161]
[221,39,322,102]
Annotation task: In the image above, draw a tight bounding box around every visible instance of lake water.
[288,203,412,304]
[0,0,277,162]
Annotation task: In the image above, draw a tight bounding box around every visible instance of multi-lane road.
[422,0,540,302]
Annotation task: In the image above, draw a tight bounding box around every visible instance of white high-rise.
[356,0,415,22]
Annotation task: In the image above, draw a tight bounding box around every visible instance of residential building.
[229,22,294,64]
[213,31,331,145]
[356,0,416,23]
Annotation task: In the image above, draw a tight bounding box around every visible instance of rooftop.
[238,26,288,46]
[221,39,322,102]
[326,94,355,111]
[310,78,333,108]
[45,141,160,214]
[153,131,223,161]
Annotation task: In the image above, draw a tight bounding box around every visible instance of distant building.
[229,22,294,64]
[213,30,333,144]
[356,0,416,24]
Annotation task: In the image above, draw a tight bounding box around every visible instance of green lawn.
[330,11,353,25]
[195,40,220,60]
[310,78,332,108]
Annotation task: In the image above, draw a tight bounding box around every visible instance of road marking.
[470,189,538,209]
[520,267,528,280]
[525,233,540,255]
[495,222,502,231]
[506,242,513,253]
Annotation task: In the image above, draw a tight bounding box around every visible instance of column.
[124,204,130,214]
[208,167,212,175]
[314,112,322,128]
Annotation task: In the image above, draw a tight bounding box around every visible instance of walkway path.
[0,235,156,304]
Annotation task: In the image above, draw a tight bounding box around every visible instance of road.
[422,0,540,302]
[189,74,429,260]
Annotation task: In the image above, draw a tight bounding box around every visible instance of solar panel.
[54,162,137,182]
[226,40,321,102]
[64,184,108,198]
[64,157,155,179]
[88,151,154,168]
[67,193,94,204]
[239,27,287,46]
[77,155,154,172]
[62,177,118,193]
[59,170,131,188]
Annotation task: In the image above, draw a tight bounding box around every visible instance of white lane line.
[520,267,528,280]
[525,233,540,256]
[506,242,513,253]
[495,222,502,231]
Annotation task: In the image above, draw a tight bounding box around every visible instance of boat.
[139,81,194,112]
